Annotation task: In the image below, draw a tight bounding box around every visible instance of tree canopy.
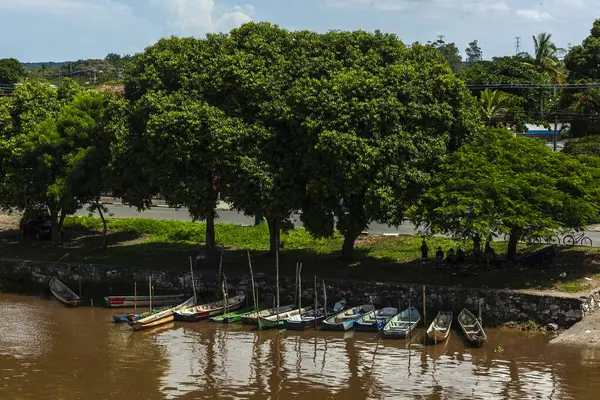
[412,129,600,261]
[0,58,25,85]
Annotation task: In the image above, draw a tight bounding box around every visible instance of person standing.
[421,240,429,264]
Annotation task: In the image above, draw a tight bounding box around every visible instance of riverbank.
[2,214,600,293]
[551,307,600,348]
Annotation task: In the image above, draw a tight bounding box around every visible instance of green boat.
[209,306,257,323]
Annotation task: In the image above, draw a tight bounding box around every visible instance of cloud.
[325,0,511,15]
[516,9,554,22]
[161,0,254,35]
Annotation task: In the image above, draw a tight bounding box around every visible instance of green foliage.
[526,33,566,84]
[465,40,483,64]
[565,20,600,81]
[461,56,552,120]
[563,136,600,157]
[0,58,25,85]
[412,129,600,260]
[478,89,527,130]
[0,81,125,240]
[434,39,462,72]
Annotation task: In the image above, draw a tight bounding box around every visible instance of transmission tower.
[515,37,521,55]
[437,35,445,43]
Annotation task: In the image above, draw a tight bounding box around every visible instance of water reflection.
[2,294,600,399]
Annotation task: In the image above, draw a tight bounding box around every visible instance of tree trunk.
[507,228,521,262]
[97,203,108,249]
[50,211,60,243]
[206,213,216,254]
[267,217,281,256]
[342,231,359,261]
[205,172,217,255]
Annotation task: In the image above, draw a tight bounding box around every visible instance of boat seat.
[465,330,481,335]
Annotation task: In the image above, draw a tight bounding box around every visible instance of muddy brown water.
[1,294,600,400]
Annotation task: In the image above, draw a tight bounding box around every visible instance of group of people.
[420,239,497,267]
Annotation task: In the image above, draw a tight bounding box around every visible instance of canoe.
[258,306,313,330]
[174,295,246,322]
[382,307,421,339]
[210,305,259,323]
[112,306,170,323]
[49,277,81,307]
[458,309,487,347]
[240,305,295,325]
[353,307,398,332]
[104,294,185,308]
[131,296,196,331]
[321,304,375,331]
[427,311,453,344]
[284,300,347,331]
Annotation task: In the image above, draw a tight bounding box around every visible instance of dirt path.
[551,310,600,348]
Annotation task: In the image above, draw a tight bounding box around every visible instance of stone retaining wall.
[1,258,598,327]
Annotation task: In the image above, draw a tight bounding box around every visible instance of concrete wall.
[2,258,598,327]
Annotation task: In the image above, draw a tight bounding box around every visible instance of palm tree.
[531,33,566,84]
[39,63,47,79]
[479,89,512,127]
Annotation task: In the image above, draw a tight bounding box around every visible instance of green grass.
[2,215,600,293]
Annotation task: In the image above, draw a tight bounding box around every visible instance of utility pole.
[515,37,521,55]
[437,35,445,43]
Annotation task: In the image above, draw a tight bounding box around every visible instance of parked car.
[19,215,53,240]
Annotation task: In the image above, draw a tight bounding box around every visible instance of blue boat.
[112,312,144,323]
[353,307,398,332]
[284,301,346,331]
[321,304,375,331]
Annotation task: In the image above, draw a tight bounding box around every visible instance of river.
[1,294,599,399]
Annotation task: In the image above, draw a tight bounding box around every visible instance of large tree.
[478,89,527,130]
[525,33,566,84]
[434,38,462,72]
[0,58,25,85]
[0,81,123,242]
[465,40,483,64]
[294,42,482,259]
[412,129,600,262]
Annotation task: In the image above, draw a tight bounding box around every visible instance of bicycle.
[562,231,593,247]
[502,233,561,245]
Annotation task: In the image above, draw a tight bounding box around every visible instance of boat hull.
[458,309,487,348]
[321,319,355,331]
[321,305,373,331]
[49,278,82,307]
[284,316,325,330]
[353,321,385,332]
[258,307,311,330]
[133,314,175,331]
[104,295,185,308]
[382,323,419,339]
[241,305,295,326]
[174,297,244,323]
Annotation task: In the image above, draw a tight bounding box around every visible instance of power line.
[466,83,600,89]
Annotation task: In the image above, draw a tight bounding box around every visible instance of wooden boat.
[284,300,346,330]
[426,311,453,344]
[382,307,421,339]
[258,306,313,330]
[210,305,258,323]
[353,307,398,332]
[321,304,375,331]
[458,309,487,347]
[49,277,81,307]
[174,295,246,322]
[104,294,185,308]
[112,306,170,323]
[131,296,195,331]
[240,305,295,325]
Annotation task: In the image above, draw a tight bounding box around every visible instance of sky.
[0,0,598,62]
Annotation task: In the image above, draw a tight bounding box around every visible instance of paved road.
[77,204,600,244]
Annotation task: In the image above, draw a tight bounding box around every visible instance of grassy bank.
[1,214,600,293]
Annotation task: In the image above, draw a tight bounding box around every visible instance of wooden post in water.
[298,263,302,310]
[408,292,411,339]
[189,256,197,304]
[313,275,318,330]
[78,277,82,298]
[275,238,280,327]
[478,298,482,324]
[423,286,427,346]
[294,262,298,308]
[217,249,224,299]
[149,275,152,311]
[322,279,328,318]
[134,282,137,314]
[247,251,258,315]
